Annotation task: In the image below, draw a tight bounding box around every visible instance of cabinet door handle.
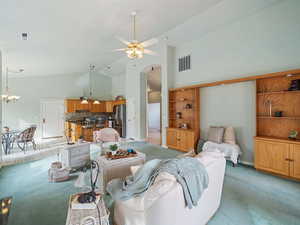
[285,158,294,162]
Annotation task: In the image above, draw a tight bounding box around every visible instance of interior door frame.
[144,66,162,145]
[40,98,65,139]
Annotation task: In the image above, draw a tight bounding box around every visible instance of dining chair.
[15,126,37,153]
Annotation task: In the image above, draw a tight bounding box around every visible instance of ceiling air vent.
[178,55,191,72]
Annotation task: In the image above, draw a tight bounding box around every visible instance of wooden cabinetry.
[105,101,114,112]
[65,99,125,113]
[255,137,300,180]
[65,100,79,113]
[290,144,300,179]
[167,88,200,152]
[167,128,196,152]
[105,100,126,112]
[90,102,106,113]
[255,74,300,180]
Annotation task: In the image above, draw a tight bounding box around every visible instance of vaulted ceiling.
[0,0,223,77]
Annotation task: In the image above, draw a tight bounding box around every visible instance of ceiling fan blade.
[112,48,127,52]
[116,36,130,46]
[144,49,157,55]
[141,38,158,48]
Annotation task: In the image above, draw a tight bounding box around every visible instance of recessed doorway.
[145,66,161,145]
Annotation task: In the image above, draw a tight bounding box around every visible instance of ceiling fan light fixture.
[126,44,144,59]
[93,100,100,104]
[113,12,157,59]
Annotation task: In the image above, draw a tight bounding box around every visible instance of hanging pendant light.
[1,67,23,103]
[80,98,89,104]
[81,65,101,104]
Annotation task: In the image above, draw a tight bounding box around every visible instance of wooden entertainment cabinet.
[167,68,300,180]
[166,88,200,152]
[255,74,300,180]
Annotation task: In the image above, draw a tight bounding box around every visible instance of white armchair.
[114,152,226,225]
[93,128,120,150]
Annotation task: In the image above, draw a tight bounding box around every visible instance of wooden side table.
[65,194,110,225]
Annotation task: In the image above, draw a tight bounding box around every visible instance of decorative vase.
[111,151,117,156]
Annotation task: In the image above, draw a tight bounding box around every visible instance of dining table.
[1,130,21,155]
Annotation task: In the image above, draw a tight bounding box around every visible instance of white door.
[41,100,65,138]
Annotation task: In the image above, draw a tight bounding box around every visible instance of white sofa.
[114,152,226,225]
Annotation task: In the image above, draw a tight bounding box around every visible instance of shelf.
[257,116,300,120]
[257,90,300,95]
[169,118,193,120]
[255,136,300,144]
[169,99,194,103]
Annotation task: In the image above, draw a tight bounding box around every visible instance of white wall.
[174,0,300,87]
[0,51,2,163]
[120,0,300,163]
[148,103,160,130]
[200,81,256,163]
[171,0,300,164]
[112,74,126,98]
[2,72,112,140]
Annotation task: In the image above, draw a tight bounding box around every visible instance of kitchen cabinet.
[90,102,106,112]
[65,99,78,113]
[166,128,195,152]
[65,99,126,113]
[255,137,300,180]
[75,101,91,111]
[105,101,114,112]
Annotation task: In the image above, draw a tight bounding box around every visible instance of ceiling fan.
[113,12,158,59]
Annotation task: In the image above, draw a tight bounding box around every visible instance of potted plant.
[109,144,118,155]
[78,135,84,143]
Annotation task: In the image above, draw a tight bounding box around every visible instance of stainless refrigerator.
[113,104,126,138]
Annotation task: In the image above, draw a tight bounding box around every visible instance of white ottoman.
[95,151,146,193]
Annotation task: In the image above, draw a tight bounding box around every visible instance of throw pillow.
[194,139,206,154]
[207,126,225,144]
[224,126,236,145]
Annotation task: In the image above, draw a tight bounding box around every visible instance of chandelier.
[80,65,100,105]
[1,67,23,103]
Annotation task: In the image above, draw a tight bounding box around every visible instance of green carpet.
[0,142,299,225]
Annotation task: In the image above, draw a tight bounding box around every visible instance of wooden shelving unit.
[256,74,300,139]
[255,74,300,180]
[167,88,200,152]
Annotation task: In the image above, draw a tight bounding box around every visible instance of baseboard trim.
[240,160,254,167]
[161,145,168,149]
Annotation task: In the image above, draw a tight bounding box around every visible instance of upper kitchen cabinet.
[65,99,126,113]
[105,100,126,112]
[65,99,79,113]
[91,102,106,112]
[75,101,91,111]
[105,101,114,112]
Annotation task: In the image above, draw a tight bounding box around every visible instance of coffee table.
[95,151,146,193]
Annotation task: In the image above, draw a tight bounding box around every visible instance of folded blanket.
[106,157,209,209]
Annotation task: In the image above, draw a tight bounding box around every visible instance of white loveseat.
[114,152,226,225]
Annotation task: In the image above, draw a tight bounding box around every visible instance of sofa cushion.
[195,139,206,154]
[223,126,236,145]
[207,127,224,144]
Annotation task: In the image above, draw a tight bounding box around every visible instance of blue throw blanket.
[106,157,209,209]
